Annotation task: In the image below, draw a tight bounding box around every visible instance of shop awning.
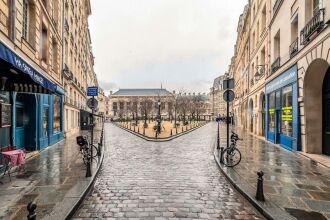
[0,41,56,93]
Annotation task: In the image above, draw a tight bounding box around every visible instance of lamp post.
[157,99,161,133]
[174,100,177,128]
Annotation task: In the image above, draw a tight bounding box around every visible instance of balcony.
[289,38,299,58]
[271,57,281,75]
[273,0,283,16]
[300,9,325,45]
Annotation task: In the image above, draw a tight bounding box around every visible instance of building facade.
[209,75,226,118]
[109,89,176,119]
[62,0,99,136]
[0,0,101,151]
[224,0,330,156]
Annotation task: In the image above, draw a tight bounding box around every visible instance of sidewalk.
[214,123,330,220]
[0,125,104,220]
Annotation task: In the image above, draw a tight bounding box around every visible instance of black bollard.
[138,127,140,133]
[155,132,158,138]
[170,129,172,136]
[97,143,101,157]
[86,155,92,177]
[134,126,135,132]
[220,147,224,164]
[182,127,183,133]
[27,202,37,220]
[176,127,178,134]
[186,125,188,131]
[143,127,145,135]
[256,171,265,201]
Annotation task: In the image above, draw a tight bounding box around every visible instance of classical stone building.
[62,0,99,136]
[109,88,175,118]
[0,0,65,150]
[209,75,226,118]
[225,0,330,157]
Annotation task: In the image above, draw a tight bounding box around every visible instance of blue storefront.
[0,41,64,151]
[265,65,300,151]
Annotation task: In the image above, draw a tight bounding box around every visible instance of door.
[15,105,25,148]
[275,110,281,144]
[323,69,330,155]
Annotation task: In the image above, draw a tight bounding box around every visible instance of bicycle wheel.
[91,144,99,158]
[222,148,241,167]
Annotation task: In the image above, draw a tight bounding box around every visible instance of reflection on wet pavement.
[74,123,264,219]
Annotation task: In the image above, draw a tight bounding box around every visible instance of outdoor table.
[1,150,26,181]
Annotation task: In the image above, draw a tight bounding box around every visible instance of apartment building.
[227,0,330,156]
[0,0,64,150]
[62,0,98,136]
[209,75,226,118]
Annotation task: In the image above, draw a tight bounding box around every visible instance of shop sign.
[266,65,297,94]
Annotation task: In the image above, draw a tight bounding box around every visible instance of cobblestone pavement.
[218,123,330,219]
[74,123,263,220]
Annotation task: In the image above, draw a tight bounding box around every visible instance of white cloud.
[89,0,247,92]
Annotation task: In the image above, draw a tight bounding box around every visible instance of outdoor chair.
[0,146,18,183]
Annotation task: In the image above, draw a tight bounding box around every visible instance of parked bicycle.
[222,131,242,167]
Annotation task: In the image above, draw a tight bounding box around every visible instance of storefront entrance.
[15,93,37,150]
[323,68,330,155]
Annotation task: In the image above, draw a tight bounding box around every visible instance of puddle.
[285,208,327,220]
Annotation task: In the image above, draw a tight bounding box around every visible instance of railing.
[300,9,325,45]
[250,78,254,87]
[271,57,280,75]
[273,0,283,16]
[289,37,299,58]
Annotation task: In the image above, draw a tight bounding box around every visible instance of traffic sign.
[87,86,98,96]
[87,98,98,109]
[223,90,235,102]
[223,79,235,90]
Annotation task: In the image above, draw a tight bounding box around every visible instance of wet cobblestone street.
[74,123,263,219]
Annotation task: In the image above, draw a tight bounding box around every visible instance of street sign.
[223,90,235,102]
[223,79,235,90]
[87,86,98,96]
[87,98,98,109]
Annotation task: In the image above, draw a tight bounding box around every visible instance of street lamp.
[157,99,161,133]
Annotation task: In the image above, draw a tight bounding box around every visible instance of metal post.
[226,89,230,149]
[220,147,224,164]
[91,97,94,164]
[256,171,265,201]
[217,122,220,149]
[27,202,37,220]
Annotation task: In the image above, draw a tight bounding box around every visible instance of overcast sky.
[89,0,247,94]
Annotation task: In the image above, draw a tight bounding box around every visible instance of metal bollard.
[220,147,224,164]
[170,129,172,136]
[256,171,265,201]
[138,127,140,133]
[27,202,37,220]
[97,143,101,157]
[176,127,178,134]
[182,127,183,133]
[134,126,135,132]
[155,132,158,138]
[143,127,145,135]
[86,155,92,177]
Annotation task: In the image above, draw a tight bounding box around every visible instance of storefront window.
[53,95,61,132]
[269,92,275,132]
[43,108,48,137]
[281,85,293,136]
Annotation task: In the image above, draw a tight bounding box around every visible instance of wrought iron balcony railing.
[289,37,299,58]
[271,57,281,75]
[300,9,325,45]
[273,0,283,16]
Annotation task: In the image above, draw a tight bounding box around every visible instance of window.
[269,92,275,132]
[52,40,58,72]
[281,86,293,136]
[274,30,280,59]
[261,6,266,30]
[43,108,48,136]
[119,102,124,110]
[71,110,74,129]
[313,0,319,15]
[53,95,61,132]
[41,25,48,62]
[22,0,29,39]
[113,102,117,110]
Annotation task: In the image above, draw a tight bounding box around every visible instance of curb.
[64,144,105,220]
[212,142,295,220]
[45,128,106,220]
[111,122,209,142]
